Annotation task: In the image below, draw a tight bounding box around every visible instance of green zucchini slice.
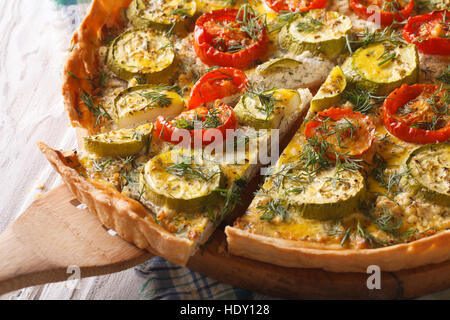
[106,28,175,83]
[256,58,302,75]
[113,85,184,128]
[83,123,153,157]
[404,143,450,206]
[277,167,366,220]
[140,149,223,212]
[278,9,352,59]
[311,66,346,111]
[127,0,196,29]
[349,41,419,95]
[234,89,301,129]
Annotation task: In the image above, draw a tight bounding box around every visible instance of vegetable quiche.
[39,0,450,272]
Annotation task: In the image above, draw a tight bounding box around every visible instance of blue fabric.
[135,257,265,300]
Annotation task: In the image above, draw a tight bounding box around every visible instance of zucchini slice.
[234,89,301,129]
[113,85,184,128]
[404,143,450,206]
[278,9,352,59]
[310,66,346,111]
[106,28,175,83]
[127,0,196,29]
[140,149,223,212]
[256,58,302,75]
[83,123,153,157]
[277,167,366,220]
[349,41,419,95]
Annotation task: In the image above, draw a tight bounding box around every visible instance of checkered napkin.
[53,0,450,300]
[135,257,276,300]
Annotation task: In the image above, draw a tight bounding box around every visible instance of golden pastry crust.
[63,0,132,133]
[225,226,450,272]
[38,142,199,266]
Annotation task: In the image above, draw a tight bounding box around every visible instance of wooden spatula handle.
[0,185,150,295]
[0,226,61,295]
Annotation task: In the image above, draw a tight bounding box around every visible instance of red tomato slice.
[155,102,237,146]
[350,0,414,27]
[188,67,249,110]
[383,84,450,144]
[304,108,376,158]
[264,0,327,12]
[193,8,268,69]
[403,10,450,56]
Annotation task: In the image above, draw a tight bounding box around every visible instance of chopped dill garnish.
[269,10,300,33]
[342,86,387,114]
[245,83,279,120]
[296,16,324,33]
[92,158,112,172]
[346,27,405,54]
[138,90,172,108]
[166,158,219,181]
[258,198,289,222]
[214,178,247,224]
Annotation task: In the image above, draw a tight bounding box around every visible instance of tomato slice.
[350,0,414,27]
[403,10,450,56]
[304,108,376,158]
[155,102,237,146]
[264,0,327,12]
[193,8,268,69]
[383,84,450,144]
[188,67,249,110]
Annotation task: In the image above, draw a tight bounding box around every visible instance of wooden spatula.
[1,184,449,298]
[0,185,152,295]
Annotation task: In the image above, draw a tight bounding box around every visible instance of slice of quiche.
[226,50,450,272]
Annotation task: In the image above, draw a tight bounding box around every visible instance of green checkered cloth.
[53,0,450,300]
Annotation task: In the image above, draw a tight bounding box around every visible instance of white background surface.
[0,0,146,300]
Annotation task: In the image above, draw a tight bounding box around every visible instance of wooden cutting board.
[0,184,449,299]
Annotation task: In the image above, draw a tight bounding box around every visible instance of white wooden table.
[0,0,147,300]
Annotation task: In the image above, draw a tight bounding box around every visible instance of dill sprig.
[138,90,172,108]
[377,49,397,66]
[202,107,224,129]
[296,16,324,33]
[173,106,224,130]
[214,178,247,224]
[325,222,351,246]
[257,198,289,222]
[375,208,402,233]
[166,158,219,181]
[437,66,450,84]
[370,153,409,197]
[269,10,300,33]
[80,89,112,127]
[235,4,267,41]
[346,27,405,54]
[171,8,190,16]
[342,86,387,114]
[245,83,279,120]
[356,220,388,248]
[92,158,112,172]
